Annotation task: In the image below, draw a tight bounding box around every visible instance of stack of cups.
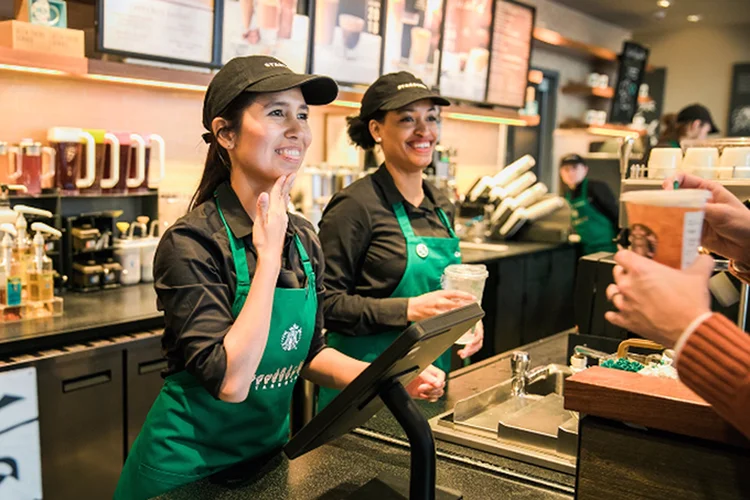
[621,189,711,269]
[719,147,750,180]
[681,147,720,179]
[441,264,488,344]
[647,148,682,179]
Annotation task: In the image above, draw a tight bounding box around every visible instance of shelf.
[533,27,618,63]
[0,47,536,128]
[561,83,614,99]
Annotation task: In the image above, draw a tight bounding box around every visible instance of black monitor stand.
[285,304,483,500]
[352,378,461,500]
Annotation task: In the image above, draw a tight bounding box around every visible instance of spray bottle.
[13,205,53,299]
[28,222,61,302]
[0,222,20,306]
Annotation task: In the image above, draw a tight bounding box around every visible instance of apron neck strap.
[436,208,457,238]
[393,202,416,239]
[215,195,250,288]
[580,177,589,198]
[216,194,315,292]
[292,233,315,291]
[393,202,457,239]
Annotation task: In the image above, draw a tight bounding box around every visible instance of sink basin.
[451,364,578,459]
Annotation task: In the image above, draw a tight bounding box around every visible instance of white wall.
[635,24,750,134]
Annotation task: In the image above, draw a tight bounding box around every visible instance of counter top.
[0,284,163,358]
[564,366,749,448]
[158,433,572,500]
[158,332,576,499]
[460,241,566,264]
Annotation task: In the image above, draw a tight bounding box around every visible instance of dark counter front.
[158,433,572,500]
[0,284,163,358]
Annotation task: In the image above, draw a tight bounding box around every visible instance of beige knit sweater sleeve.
[677,313,750,439]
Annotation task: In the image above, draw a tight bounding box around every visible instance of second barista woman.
[317,72,484,409]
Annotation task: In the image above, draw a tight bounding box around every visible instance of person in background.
[316,72,484,410]
[657,103,719,148]
[605,173,750,439]
[560,153,618,255]
[114,57,446,500]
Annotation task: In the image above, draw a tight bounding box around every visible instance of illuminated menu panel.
[382,0,444,88]
[101,0,216,65]
[486,0,534,108]
[439,0,493,102]
[221,0,311,73]
[312,0,383,84]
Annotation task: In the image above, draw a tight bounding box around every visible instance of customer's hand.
[253,174,295,267]
[458,321,484,359]
[604,250,713,347]
[406,290,476,322]
[406,364,446,402]
[665,173,750,263]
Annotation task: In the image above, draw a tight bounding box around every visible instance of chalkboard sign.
[610,41,649,124]
[728,63,750,137]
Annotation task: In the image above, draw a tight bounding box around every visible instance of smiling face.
[223,88,311,186]
[370,99,440,173]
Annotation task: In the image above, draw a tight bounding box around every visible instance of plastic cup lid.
[620,189,711,208]
[444,264,489,279]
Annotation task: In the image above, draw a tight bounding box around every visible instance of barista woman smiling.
[317,72,484,409]
[114,57,446,500]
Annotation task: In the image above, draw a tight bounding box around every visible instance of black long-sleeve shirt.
[154,182,326,399]
[318,165,456,337]
[565,179,619,228]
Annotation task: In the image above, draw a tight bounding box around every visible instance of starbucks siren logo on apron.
[281,324,302,351]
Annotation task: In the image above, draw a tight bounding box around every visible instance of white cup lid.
[621,189,711,208]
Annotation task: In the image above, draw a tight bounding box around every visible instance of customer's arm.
[605,250,750,439]
[675,313,750,439]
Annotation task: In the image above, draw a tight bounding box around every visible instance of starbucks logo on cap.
[416,243,429,258]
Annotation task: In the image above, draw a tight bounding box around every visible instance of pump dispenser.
[13,205,53,300]
[0,223,20,306]
[28,222,61,301]
[0,185,28,226]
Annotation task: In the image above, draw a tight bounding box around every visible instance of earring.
[375,137,382,143]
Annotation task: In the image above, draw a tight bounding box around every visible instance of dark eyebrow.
[264,101,309,112]
[398,105,437,114]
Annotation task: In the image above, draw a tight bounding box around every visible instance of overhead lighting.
[687,14,702,22]
[657,0,670,7]
[0,63,67,76]
[442,112,528,127]
[85,73,207,91]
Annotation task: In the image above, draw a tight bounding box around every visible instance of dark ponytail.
[346,110,386,150]
[658,113,691,145]
[189,92,257,210]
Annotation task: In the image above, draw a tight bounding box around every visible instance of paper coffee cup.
[621,189,711,269]
[442,264,488,345]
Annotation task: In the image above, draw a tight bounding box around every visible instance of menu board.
[312,0,383,84]
[439,0,493,102]
[382,0,444,88]
[221,0,310,72]
[610,41,649,124]
[728,63,750,137]
[486,0,534,108]
[100,0,216,66]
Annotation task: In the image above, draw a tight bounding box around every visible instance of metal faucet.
[510,351,549,397]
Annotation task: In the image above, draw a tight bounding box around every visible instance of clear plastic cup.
[621,189,711,269]
[441,264,488,344]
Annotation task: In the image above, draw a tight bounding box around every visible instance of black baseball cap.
[359,72,450,119]
[677,104,719,134]
[560,153,586,167]
[202,55,339,131]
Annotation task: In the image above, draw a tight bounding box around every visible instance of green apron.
[565,177,617,255]
[114,198,317,500]
[318,201,461,410]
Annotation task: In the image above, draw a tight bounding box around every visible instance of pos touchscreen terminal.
[284,303,484,499]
